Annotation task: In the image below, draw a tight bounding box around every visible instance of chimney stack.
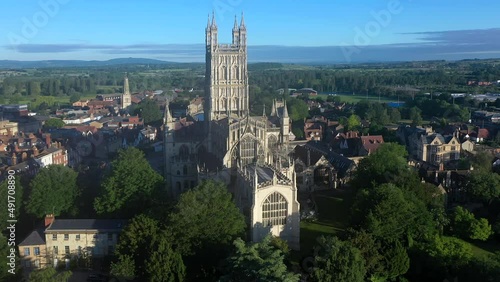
[45,133,51,148]
[45,214,55,227]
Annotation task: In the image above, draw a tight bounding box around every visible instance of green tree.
[451,206,493,241]
[94,147,164,216]
[378,241,410,280]
[111,214,185,281]
[352,143,409,189]
[29,268,72,282]
[311,236,366,282]
[287,98,309,121]
[389,108,401,123]
[168,180,246,255]
[69,93,81,104]
[26,165,79,218]
[465,170,500,204]
[168,180,246,279]
[346,229,384,280]
[135,98,162,124]
[409,106,423,126]
[347,114,361,130]
[43,118,65,129]
[220,236,300,282]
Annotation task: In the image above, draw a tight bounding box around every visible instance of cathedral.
[164,13,300,250]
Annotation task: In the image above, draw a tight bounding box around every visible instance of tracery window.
[262,192,288,227]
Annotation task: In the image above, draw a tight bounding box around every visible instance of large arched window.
[262,192,288,227]
[240,135,256,166]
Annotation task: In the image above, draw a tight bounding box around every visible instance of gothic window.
[262,192,288,227]
[239,135,263,166]
[176,182,181,192]
[183,165,188,175]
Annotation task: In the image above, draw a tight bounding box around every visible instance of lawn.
[317,94,397,104]
[298,189,355,256]
[443,236,500,259]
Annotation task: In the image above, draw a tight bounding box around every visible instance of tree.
[220,236,300,282]
[378,241,410,280]
[94,147,164,216]
[311,236,366,282]
[389,108,401,123]
[451,206,493,241]
[168,180,246,279]
[168,180,246,255]
[347,114,361,130]
[352,143,409,189]
[287,98,309,121]
[346,229,384,280]
[29,268,72,282]
[135,98,162,124]
[26,165,79,218]
[43,118,65,129]
[465,170,500,205]
[111,214,185,281]
[409,106,423,126]
[69,93,81,104]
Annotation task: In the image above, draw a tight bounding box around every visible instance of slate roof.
[19,229,45,246]
[45,219,127,232]
[294,145,323,166]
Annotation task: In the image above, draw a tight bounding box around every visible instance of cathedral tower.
[205,13,249,122]
[122,75,131,109]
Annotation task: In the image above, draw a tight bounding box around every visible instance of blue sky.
[1,0,500,62]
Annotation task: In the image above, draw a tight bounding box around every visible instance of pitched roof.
[19,229,46,246]
[294,145,323,166]
[45,219,127,232]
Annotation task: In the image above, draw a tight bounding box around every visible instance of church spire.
[164,100,173,124]
[211,10,217,28]
[233,15,238,30]
[207,13,210,30]
[123,74,130,96]
[262,104,266,117]
[240,12,246,29]
[271,99,277,116]
[282,99,289,118]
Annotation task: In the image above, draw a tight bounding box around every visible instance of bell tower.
[205,12,249,124]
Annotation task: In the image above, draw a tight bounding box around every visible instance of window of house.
[64,234,69,240]
[34,247,40,256]
[53,246,58,255]
[65,246,70,254]
[451,146,456,151]
[93,234,98,241]
[23,247,30,256]
[52,234,57,240]
[262,192,288,227]
[75,234,80,241]
[108,233,113,241]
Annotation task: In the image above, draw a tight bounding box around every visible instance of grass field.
[317,93,398,104]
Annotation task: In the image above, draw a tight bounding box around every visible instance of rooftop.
[19,229,45,246]
[45,219,127,232]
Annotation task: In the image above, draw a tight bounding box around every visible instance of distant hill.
[0,58,177,69]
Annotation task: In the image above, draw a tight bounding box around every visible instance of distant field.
[317,93,398,104]
[14,93,97,105]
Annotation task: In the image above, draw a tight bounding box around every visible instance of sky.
[1,0,500,63]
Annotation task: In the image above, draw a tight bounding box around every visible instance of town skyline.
[1,0,500,62]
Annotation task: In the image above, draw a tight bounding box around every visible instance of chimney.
[45,133,51,148]
[32,146,39,157]
[44,214,55,227]
[439,162,444,171]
